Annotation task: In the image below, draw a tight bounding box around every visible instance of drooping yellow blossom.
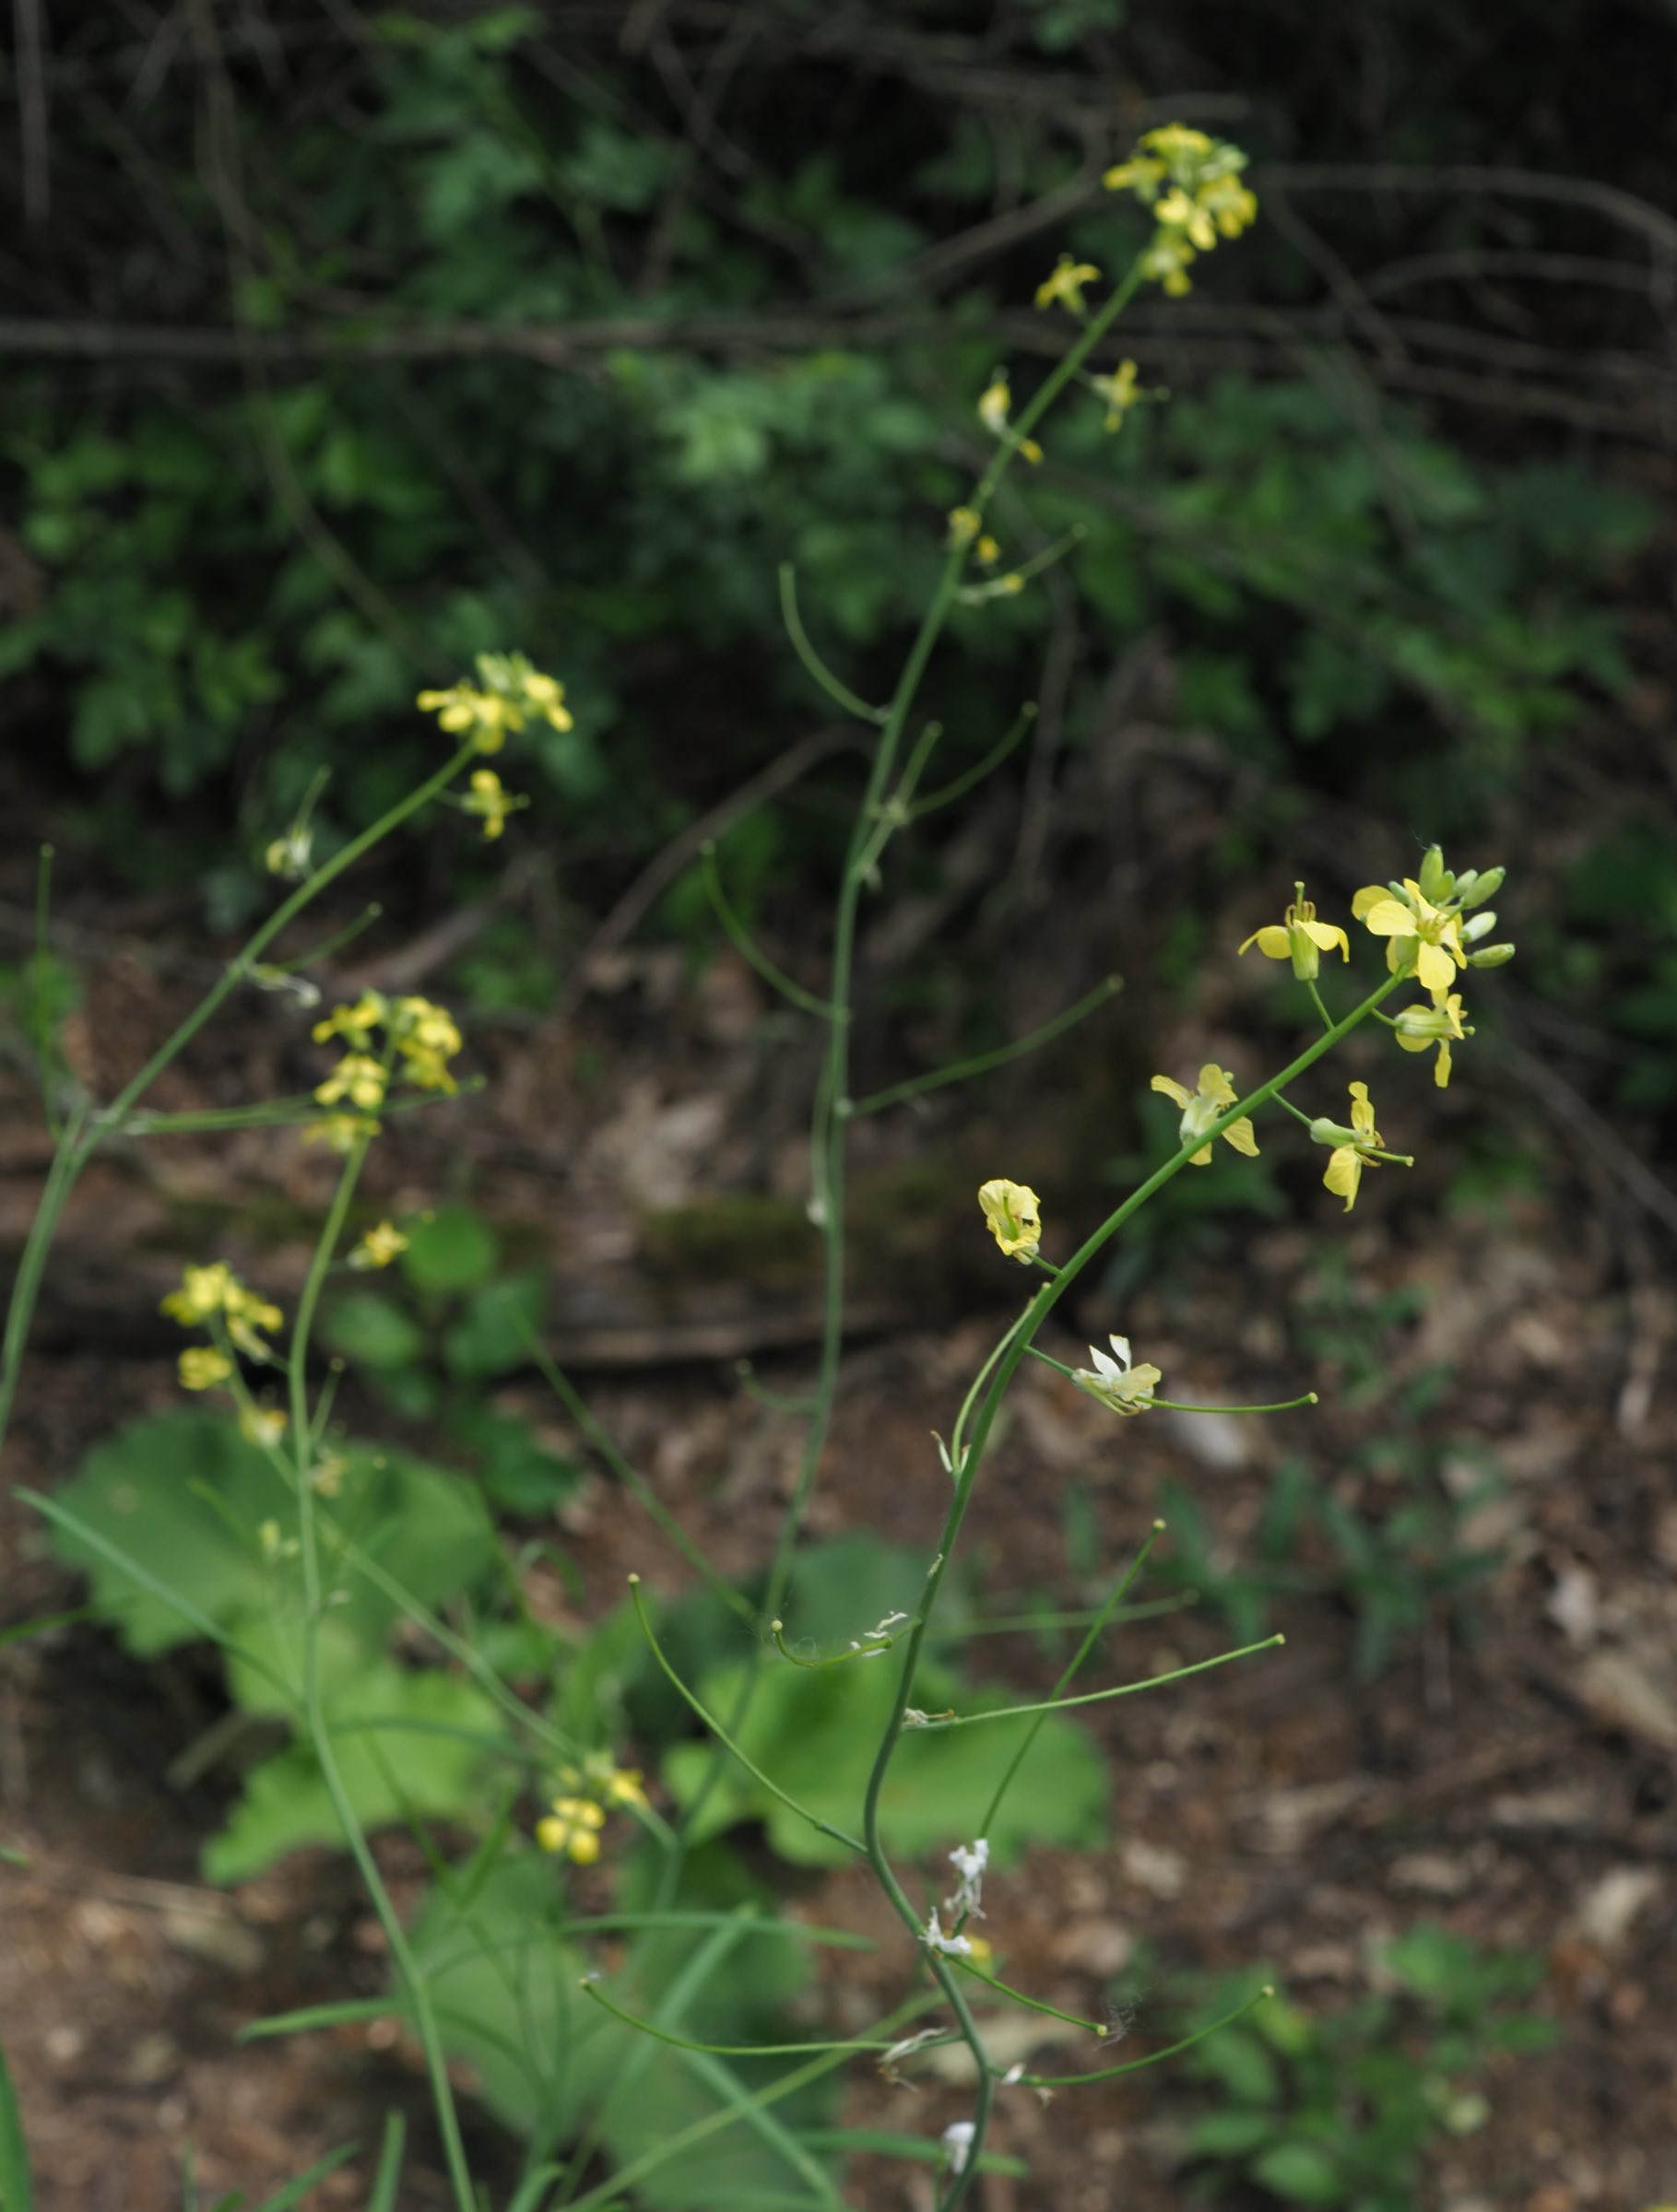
[349,1221,409,1271]
[418,653,573,753]
[302,1112,382,1153]
[179,1347,233,1392]
[1151,1065,1259,1165]
[1352,879,1467,996]
[239,1403,289,1449]
[1091,359,1141,430]
[1393,993,1468,1088]
[1239,882,1351,982]
[162,1265,284,1362]
[314,1053,388,1112]
[1311,1082,1384,1212]
[536,1795,607,1865]
[390,995,463,1093]
[1034,255,1101,313]
[461,767,522,841]
[1073,1334,1163,1416]
[313,993,387,1049]
[977,1178,1042,1263]
[975,374,1042,465]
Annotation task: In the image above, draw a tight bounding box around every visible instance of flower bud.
[1308,1117,1360,1148]
[1460,910,1498,942]
[1418,845,1453,901]
[1467,942,1515,968]
[1460,865,1504,907]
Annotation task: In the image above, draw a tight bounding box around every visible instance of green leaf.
[399,1206,500,1293]
[323,1289,426,1371]
[204,1662,507,1882]
[1187,2108,1279,2157]
[441,1272,546,1379]
[1250,2140,1348,2205]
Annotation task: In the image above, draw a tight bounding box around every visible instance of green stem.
[848,976,1121,1115]
[1018,1985,1274,2088]
[0,1099,90,1451]
[32,843,59,1137]
[578,1978,915,2059]
[951,1959,1106,2037]
[776,564,888,726]
[905,702,1036,818]
[286,1129,477,2212]
[905,1635,1283,1729]
[699,842,834,1018]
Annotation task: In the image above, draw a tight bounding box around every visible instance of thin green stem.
[31,843,59,1137]
[975,1524,1163,1842]
[699,842,833,1018]
[285,1129,476,2212]
[0,1099,90,1451]
[262,900,384,977]
[848,975,1122,1115]
[951,1959,1106,2037]
[777,564,889,726]
[629,1580,865,1857]
[1148,1394,1318,1414]
[905,702,1036,819]
[904,1635,1284,1729]
[578,1978,915,2059]
[1305,980,1335,1034]
[1018,1985,1274,2088]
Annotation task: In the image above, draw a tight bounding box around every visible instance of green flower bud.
[1467,942,1515,969]
[1308,1117,1360,1148]
[1418,845,1453,902]
[1461,910,1498,942]
[1460,865,1504,907]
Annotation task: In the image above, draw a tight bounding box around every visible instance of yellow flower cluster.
[308,991,465,1133]
[349,1220,408,1270]
[417,652,572,754]
[162,1263,285,1389]
[1104,124,1258,295]
[535,1755,650,1865]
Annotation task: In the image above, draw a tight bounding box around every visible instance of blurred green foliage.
[1182,1927,1555,2206]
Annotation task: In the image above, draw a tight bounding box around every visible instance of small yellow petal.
[1304,921,1350,958]
[1415,941,1457,994]
[1351,885,1388,919]
[1240,925,1291,960]
[1359,900,1414,939]
[1151,1075,1192,1110]
[1322,1147,1362,1211]
[1221,1116,1259,1158]
[1434,1038,1453,1088]
[1198,1065,1237,1107]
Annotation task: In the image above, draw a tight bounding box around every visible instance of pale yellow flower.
[977,1178,1042,1263]
[161,1263,234,1327]
[1103,155,1165,193]
[1157,186,1216,252]
[1239,882,1351,982]
[239,1404,289,1449]
[1312,1081,1384,1212]
[1091,359,1141,430]
[1393,993,1468,1088]
[179,1347,232,1392]
[1034,255,1101,313]
[302,1112,382,1153]
[1352,879,1467,996]
[1073,1334,1163,1416]
[314,1053,388,1112]
[517,667,573,732]
[313,993,387,1049]
[975,374,1042,465]
[947,506,981,547]
[223,1283,284,1361]
[349,1221,408,1271]
[461,767,521,841]
[536,1795,607,1865]
[1151,1065,1259,1165]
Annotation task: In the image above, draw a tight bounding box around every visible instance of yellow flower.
[179,1347,232,1392]
[1142,124,1214,160]
[536,1795,607,1865]
[601,1766,649,1811]
[975,535,999,566]
[390,996,462,1093]
[1239,882,1351,982]
[461,767,521,841]
[349,1221,408,1270]
[947,506,981,547]
[223,1282,284,1361]
[1157,186,1217,252]
[975,374,1042,465]
[161,1263,234,1327]
[1140,230,1197,294]
[1352,879,1467,996]
[1312,1081,1384,1212]
[966,1935,994,1970]
[977,1178,1042,1263]
[1103,154,1165,193]
[416,682,514,753]
[313,993,387,1048]
[1198,172,1258,240]
[265,828,313,880]
[302,1112,382,1153]
[311,1453,348,1497]
[1393,993,1468,1088]
[314,1053,387,1112]
[1073,1334,1163,1416]
[1151,1064,1259,1166]
[517,667,573,732]
[1034,254,1101,313]
[239,1404,288,1449]
[1092,359,1140,430]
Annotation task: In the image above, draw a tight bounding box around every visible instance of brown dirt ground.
[3,796,1676,2212]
